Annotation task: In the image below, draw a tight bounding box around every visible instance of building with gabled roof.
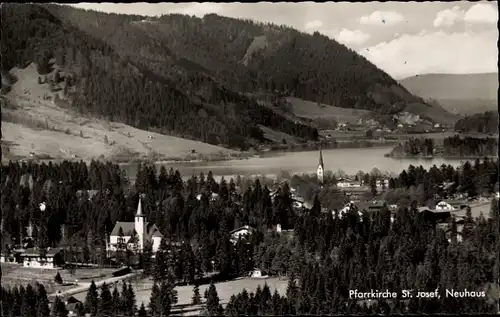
[107,198,163,253]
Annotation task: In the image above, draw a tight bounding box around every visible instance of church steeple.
[135,196,145,251]
[318,147,324,169]
[136,196,144,217]
[317,146,325,184]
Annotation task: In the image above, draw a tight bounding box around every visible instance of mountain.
[400,73,498,115]
[1,3,456,159]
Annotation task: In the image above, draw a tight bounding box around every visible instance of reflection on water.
[121,146,473,181]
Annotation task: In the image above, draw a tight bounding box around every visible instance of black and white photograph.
[1,1,499,316]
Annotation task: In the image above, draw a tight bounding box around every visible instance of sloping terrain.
[400,73,498,115]
[287,97,373,124]
[1,3,456,160]
[44,4,450,117]
[1,63,236,162]
[1,3,318,154]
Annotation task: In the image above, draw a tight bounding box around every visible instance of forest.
[1,3,317,150]
[40,3,428,113]
[454,111,499,134]
[388,136,498,158]
[1,157,499,316]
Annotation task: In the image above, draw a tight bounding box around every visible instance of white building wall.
[152,237,161,252]
[23,257,55,269]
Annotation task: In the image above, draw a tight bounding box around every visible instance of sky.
[68,2,498,79]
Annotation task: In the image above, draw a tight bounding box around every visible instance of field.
[258,125,301,145]
[286,97,373,123]
[69,276,288,315]
[1,263,115,294]
[1,63,237,163]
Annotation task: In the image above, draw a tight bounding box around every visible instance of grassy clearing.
[69,276,288,315]
[287,97,373,123]
[1,63,238,163]
[1,264,115,293]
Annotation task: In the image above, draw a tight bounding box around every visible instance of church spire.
[318,146,324,169]
[136,196,144,217]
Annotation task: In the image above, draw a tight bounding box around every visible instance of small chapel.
[107,198,163,253]
[316,147,324,184]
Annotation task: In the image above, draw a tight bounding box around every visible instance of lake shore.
[385,153,499,160]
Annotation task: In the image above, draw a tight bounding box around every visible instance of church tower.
[317,147,324,184]
[134,197,145,251]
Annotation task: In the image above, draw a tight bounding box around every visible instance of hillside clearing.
[286,97,373,123]
[1,63,238,163]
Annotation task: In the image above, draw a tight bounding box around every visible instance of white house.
[230,225,256,244]
[317,148,324,183]
[435,200,468,211]
[108,198,163,253]
[21,247,64,269]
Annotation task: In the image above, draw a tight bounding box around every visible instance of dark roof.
[66,296,81,304]
[442,200,468,206]
[110,222,163,239]
[110,222,136,237]
[22,247,63,257]
[368,200,386,208]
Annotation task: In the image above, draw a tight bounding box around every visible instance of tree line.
[454,111,499,134]
[388,136,498,158]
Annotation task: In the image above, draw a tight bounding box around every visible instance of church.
[317,147,324,183]
[107,198,163,253]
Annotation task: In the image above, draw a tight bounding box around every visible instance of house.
[336,202,363,220]
[336,180,361,188]
[230,225,256,244]
[196,192,220,201]
[21,247,65,269]
[376,179,389,188]
[367,200,387,212]
[64,296,83,316]
[317,148,324,183]
[108,198,163,253]
[417,207,451,223]
[435,200,468,211]
[0,248,23,264]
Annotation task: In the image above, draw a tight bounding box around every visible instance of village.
[2,150,495,278]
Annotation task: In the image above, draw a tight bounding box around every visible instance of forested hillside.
[1,4,317,150]
[2,3,452,151]
[44,4,434,114]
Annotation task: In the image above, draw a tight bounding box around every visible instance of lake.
[120,146,473,181]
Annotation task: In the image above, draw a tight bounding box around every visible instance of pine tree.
[124,283,137,316]
[112,286,121,315]
[97,282,113,317]
[36,283,50,317]
[20,284,37,317]
[54,272,63,284]
[148,281,161,316]
[138,303,147,317]
[51,296,68,317]
[206,282,220,316]
[192,284,202,305]
[84,280,99,316]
